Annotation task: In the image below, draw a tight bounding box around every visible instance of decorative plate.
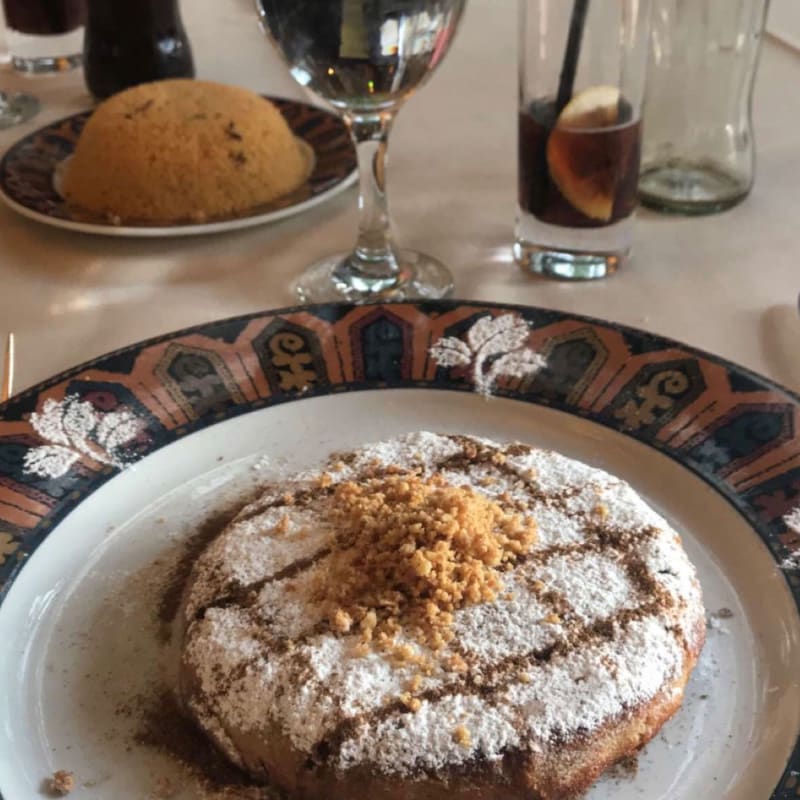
[0,301,798,800]
[0,98,357,238]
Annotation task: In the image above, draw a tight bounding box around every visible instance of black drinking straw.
[555,0,591,114]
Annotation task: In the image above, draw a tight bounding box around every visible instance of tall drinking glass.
[515,0,652,280]
[2,0,86,74]
[256,0,467,302]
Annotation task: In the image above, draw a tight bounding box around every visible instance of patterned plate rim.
[0,97,358,238]
[0,299,798,799]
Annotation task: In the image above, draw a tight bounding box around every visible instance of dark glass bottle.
[83,0,195,100]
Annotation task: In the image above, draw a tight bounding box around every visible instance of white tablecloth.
[1,0,798,393]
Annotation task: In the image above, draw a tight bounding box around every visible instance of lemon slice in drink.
[546,85,621,222]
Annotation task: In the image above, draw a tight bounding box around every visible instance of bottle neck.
[87,0,184,30]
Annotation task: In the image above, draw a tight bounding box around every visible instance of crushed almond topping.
[544,613,562,625]
[518,670,532,684]
[399,692,422,712]
[491,452,507,465]
[595,503,609,519]
[503,592,515,601]
[46,771,75,796]
[452,725,472,747]
[354,642,370,657]
[407,674,423,692]
[332,460,347,472]
[315,473,537,657]
[318,472,333,489]
[282,492,295,505]
[332,608,353,633]
[446,653,468,673]
[392,643,415,663]
[532,579,546,592]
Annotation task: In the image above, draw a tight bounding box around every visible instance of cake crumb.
[45,771,75,796]
[452,725,471,747]
[595,503,609,519]
[544,613,562,625]
[711,607,734,619]
[407,674,423,692]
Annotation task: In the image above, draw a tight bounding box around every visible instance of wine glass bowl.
[256,0,467,302]
[0,91,40,129]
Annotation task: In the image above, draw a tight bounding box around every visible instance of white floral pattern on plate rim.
[22,313,546,480]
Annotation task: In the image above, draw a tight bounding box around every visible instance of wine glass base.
[293,250,455,303]
[0,92,40,130]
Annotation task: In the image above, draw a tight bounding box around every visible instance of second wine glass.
[257,0,467,303]
[0,90,39,129]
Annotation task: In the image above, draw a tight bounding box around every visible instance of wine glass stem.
[345,112,400,281]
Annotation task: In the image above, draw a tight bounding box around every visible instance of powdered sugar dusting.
[182,506,330,620]
[535,552,638,622]
[781,508,800,571]
[178,432,705,778]
[452,574,557,660]
[24,394,141,479]
[503,616,682,740]
[428,314,546,396]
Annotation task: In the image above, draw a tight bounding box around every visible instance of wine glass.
[0,90,39,129]
[256,0,467,302]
